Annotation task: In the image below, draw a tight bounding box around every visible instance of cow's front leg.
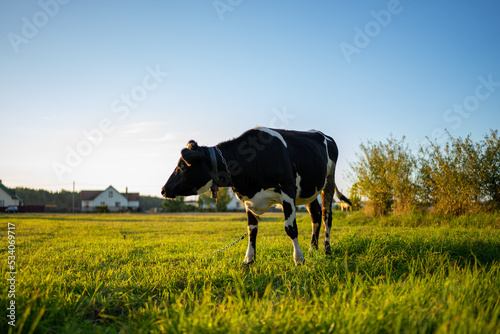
[282,195,305,265]
[243,210,259,266]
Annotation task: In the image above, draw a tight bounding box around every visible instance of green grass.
[1,212,500,333]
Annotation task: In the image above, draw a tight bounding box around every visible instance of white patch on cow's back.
[254,126,287,148]
[242,188,282,215]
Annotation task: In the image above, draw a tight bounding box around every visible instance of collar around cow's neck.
[208,146,230,201]
[208,146,218,181]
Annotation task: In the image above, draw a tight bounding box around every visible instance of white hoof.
[294,253,305,265]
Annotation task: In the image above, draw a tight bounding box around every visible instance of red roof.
[123,193,140,201]
[80,191,102,201]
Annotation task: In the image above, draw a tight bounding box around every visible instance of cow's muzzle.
[161,186,174,199]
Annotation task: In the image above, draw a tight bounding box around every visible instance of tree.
[418,134,481,215]
[348,183,363,211]
[350,130,500,216]
[14,187,78,211]
[215,187,232,212]
[139,195,165,211]
[198,188,232,212]
[479,130,500,209]
[163,196,187,212]
[418,130,500,214]
[198,193,215,211]
[350,136,417,216]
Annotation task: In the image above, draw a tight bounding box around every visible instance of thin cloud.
[141,133,175,142]
[119,121,170,135]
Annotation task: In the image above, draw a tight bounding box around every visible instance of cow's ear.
[181,148,204,166]
[186,140,198,150]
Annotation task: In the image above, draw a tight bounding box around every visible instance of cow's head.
[161,140,213,199]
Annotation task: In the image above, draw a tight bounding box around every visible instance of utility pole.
[72,181,75,214]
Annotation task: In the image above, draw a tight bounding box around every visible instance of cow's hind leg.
[321,179,335,255]
[282,193,305,265]
[243,210,259,266]
[306,198,322,251]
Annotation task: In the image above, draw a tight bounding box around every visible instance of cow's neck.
[215,140,258,198]
[207,146,232,188]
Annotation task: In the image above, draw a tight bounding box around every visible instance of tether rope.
[203,231,248,259]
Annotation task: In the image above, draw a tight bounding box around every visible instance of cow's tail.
[335,186,352,206]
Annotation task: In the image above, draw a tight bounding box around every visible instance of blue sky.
[1,0,499,197]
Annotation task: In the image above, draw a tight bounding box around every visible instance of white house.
[226,192,244,211]
[195,189,244,211]
[0,181,22,207]
[80,185,140,212]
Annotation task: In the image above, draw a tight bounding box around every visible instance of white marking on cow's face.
[196,180,213,195]
[254,127,287,147]
[242,188,282,215]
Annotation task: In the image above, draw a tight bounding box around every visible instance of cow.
[161,127,352,265]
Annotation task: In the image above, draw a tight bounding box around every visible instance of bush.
[418,134,481,215]
[95,204,110,213]
[418,130,499,215]
[480,130,500,210]
[350,130,500,216]
[350,136,417,216]
[163,196,187,212]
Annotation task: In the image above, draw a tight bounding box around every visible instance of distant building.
[226,193,244,211]
[334,201,351,212]
[0,180,22,207]
[80,185,139,212]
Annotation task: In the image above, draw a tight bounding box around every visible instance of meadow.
[1,212,500,333]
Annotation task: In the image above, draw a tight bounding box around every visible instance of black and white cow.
[161,127,352,265]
